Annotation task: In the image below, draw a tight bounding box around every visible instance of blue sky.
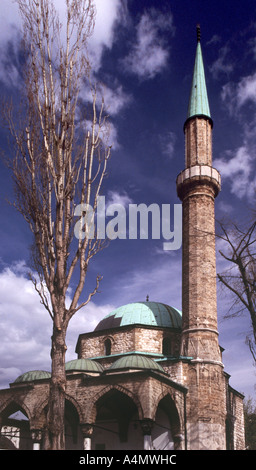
[0,0,256,400]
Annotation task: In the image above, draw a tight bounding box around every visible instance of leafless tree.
[2,0,112,449]
[217,220,256,365]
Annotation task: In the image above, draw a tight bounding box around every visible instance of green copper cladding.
[109,354,165,373]
[14,370,51,383]
[186,38,211,122]
[94,301,182,331]
[65,358,104,373]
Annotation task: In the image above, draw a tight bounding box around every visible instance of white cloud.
[82,116,120,149]
[80,80,131,148]
[0,1,21,42]
[206,34,221,46]
[65,301,116,359]
[89,0,127,71]
[216,201,234,214]
[221,72,256,115]
[122,8,174,80]
[216,72,256,201]
[159,131,176,158]
[210,45,233,79]
[0,0,126,86]
[236,72,256,107]
[0,261,115,389]
[93,0,122,48]
[221,81,238,116]
[101,84,132,116]
[214,145,256,200]
[106,190,133,208]
[81,81,131,117]
[0,0,21,87]
[0,263,51,387]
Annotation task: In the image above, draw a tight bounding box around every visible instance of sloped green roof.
[108,354,165,373]
[187,41,211,121]
[94,302,182,331]
[65,358,103,373]
[14,370,51,383]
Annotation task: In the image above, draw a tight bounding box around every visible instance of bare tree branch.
[217,219,256,366]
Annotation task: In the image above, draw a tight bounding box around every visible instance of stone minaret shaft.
[177,28,221,364]
[176,27,226,450]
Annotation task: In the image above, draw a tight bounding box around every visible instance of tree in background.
[244,397,256,449]
[3,0,111,449]
[217,220,256,364]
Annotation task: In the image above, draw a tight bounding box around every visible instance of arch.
[0,398,32,422]
[87,384,143,424]
[92,387,143,450]
[33,391,83,425]
[153,390,183,425]
[65,399,84,450]
[32,397,49,426]
[30,395,84,450]
[0,400,33,450]
[64,394,84,424]
[152,392,182,449]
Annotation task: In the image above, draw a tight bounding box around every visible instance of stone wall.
[78,326,181,363]
[185,118,212,167]
[233,393,245,450]
[183,362,226,450]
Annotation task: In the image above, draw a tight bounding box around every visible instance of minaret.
[176,26,226,450]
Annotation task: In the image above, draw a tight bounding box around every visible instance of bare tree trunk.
[46,324,67,450]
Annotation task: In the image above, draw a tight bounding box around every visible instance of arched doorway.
[152,395,181,450]
[92,389,143,450]
[0,402,32,450]
[65,400,83,450]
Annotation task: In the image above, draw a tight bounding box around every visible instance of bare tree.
[217,220,256,364]
[2,0,111,449]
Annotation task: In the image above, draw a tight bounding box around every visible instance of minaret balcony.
[176,164,221,200]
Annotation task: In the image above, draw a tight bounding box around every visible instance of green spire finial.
[185,25,212,126]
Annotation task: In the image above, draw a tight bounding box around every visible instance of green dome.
[109,354,165,373]
[95,302,182,331]
[65,358,103,373]
[14,370,51,383]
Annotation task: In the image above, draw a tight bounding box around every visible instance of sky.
[0,0,256,401]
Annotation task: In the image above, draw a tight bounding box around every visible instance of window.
[162,337,172,356]
[104,338,111,356]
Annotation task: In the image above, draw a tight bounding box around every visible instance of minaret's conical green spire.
[186,25,211,123]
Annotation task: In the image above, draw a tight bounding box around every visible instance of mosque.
[0,28,245,450]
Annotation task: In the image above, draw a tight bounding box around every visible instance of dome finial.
[146,294,149,302]
[196,24,201,42]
